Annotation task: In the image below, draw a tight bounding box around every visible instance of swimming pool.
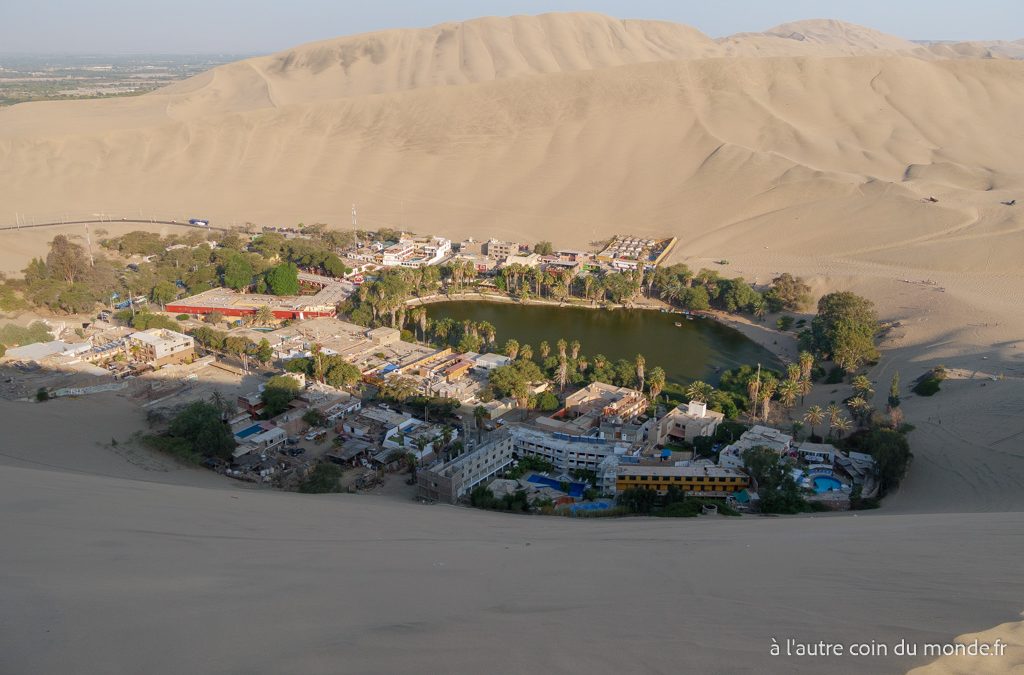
[569,502,611,513]
[235,424,263,439]
[527,474,586,498]
[812,476,844,494]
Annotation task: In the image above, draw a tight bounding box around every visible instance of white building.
[382,417,458,461]
[472,352,512,371]
[417,431,515,503]
[657,401,725,444]
[718,425,794,469]
[128,329,194,367]
[510,425,633,473]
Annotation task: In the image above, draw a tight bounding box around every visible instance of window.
[674,476,682,482]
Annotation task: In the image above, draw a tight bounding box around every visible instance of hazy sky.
[1,0,1021,54]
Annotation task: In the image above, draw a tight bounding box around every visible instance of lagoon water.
[424,301,780,386]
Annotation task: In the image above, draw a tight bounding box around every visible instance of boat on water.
[674,322,682,327]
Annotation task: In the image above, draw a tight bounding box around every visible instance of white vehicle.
[304,429,322,441]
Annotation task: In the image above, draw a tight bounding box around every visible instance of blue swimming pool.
[235,424,263,439]
[527,474,586,498]
[569,501,611,513]
[813,476,844,494]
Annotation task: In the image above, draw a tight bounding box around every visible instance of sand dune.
[1,15,1022,520]
[1,447,1022,675]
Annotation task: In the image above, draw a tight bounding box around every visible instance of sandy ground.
[0,454,1022,675]
[0,12,1023,673]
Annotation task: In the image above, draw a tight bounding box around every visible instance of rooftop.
[617,464,747,479]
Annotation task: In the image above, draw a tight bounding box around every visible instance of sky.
[1,0,1021,54]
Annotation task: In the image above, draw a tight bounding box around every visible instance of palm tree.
[254,304,274,327]
[799,351,815,381]
[786,363,801,383]
[557,357,569,391]
[635,354,646,392]
[539,341,550,360]
[759,377,778,423]
[832,415,853,439]
[648,366,666,403]
[685,380,713,404]
[803,405,825,439]
[417,308,429,340]
[570,340,581,360]
[473,405,489,442]
[826,403,841,423]
[504,339,520,360]
[519,344,533,362]
[797,376,813,405]
[778,379,800,409]
[746,366,762,419]
[852,375,874,399]
[556,339,567,360]
[826,403,842,438]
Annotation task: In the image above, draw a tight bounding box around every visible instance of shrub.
[299,463,343,493]
[176,314,191,321]
[36,387,50,402]
[824,367,845,384]
[912,367,946,396]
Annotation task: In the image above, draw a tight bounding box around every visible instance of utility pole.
[85,223,95,266]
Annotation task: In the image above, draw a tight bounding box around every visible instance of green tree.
[255,338,273,365]
[741,446,806,514]
[812,292,880,372]
[324,360,362,389]
[535,391,560,412]
[167,400,236,460]
[265,262,300,295]
[533,241,554,255]
[803,405,825,439]
[46,235,89,285]
[262,375,301,417]
[299,463,344,493]
[150,280,178,308]
[685,380,713,404]
[764,273,812,312]
[647,366,666,402]
[473,405,489,442]
[303,409,327,427]
[222,253,254,290]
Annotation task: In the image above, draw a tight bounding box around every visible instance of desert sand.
[0,404,1022,675]
[1,13,1022,673]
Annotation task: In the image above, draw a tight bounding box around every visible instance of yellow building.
[616,464,749,496]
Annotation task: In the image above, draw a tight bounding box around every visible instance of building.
[503,253,542,268]
[484,239,520,258]
[615,464,750,496]
[511,425,634,473]
[238,391,265,416]
[233,426,287,459]
[657,401,725,444]
[166,284,350,321]
[382,416,458,461]
[717,425,794,469]
[2,340,91,363]
[596,235,678,271]
[382,237,451,268]
[472,353,512,372]
[536,382,649,438]
[128,329,194,367]
[417,431,514,503]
